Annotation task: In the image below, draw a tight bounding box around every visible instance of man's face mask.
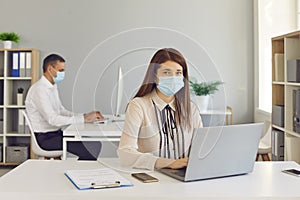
[50,67,65,84]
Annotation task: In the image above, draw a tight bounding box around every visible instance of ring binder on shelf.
[12,52,20,77]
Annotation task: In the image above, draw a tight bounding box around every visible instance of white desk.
[62,122,124,160]
[0,159,299,200]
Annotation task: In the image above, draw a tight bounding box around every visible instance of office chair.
[21,110,63,160]
[256,121,271,161]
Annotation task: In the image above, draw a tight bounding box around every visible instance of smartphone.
[131,173,159,183]
[282,169,300,177]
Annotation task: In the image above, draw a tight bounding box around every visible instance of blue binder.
[12,52,20,77]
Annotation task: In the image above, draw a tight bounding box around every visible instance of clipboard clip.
[91,181,121,189]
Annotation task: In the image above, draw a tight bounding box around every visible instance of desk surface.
[0,159,299,200]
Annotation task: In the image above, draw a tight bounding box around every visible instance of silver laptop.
[159,123,263,182]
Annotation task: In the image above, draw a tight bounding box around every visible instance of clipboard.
[65,168,133,190]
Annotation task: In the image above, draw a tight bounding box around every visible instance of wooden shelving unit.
[272,30,300,163]
[0,48,40,165]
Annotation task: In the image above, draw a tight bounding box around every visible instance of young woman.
[117,48,203,170]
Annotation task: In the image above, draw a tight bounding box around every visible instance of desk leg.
[226,115,229,125]
[226,114,233,125]
[226,106,233,125]
[62,138,67,160]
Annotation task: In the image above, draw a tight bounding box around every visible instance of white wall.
[0,0,254,123]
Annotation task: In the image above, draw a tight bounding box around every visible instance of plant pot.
[17,93,23,106]
[3,41,12,49]
[195,95,210,112]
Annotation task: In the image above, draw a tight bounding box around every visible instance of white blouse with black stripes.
[117,90,203,170]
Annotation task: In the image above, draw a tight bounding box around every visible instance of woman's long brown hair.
[134,48,191,130]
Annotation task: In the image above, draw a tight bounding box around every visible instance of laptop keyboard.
[172,168,186,177]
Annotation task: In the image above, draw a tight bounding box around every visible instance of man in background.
[26,54,102,160]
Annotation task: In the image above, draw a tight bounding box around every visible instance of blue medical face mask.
[157,76,184,97]
[51,68,65,84]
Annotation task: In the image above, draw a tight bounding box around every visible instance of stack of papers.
[65,168,133,190]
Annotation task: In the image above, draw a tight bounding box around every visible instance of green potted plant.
[189,80,223,112]
[0,32,20,49]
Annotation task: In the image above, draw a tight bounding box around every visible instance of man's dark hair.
[42,54,65,73]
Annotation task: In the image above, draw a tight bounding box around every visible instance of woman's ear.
[156,76,159,85]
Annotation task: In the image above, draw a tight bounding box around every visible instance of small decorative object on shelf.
[189,80,224,112]
[0,32,20,49]
[17,87,24,106]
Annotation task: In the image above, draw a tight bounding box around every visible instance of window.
[257,0,296,113]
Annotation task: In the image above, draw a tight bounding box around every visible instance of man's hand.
[84,111,104,123]
[166,157,188,169]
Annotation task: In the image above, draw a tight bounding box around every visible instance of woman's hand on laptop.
[167,157,188,169]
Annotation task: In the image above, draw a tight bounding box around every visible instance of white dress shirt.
[118,90,203,170]
[25,76,84,133]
